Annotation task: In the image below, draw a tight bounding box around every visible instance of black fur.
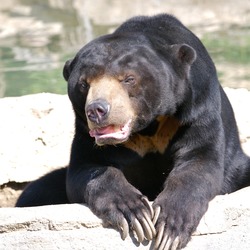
[16,14,250,249]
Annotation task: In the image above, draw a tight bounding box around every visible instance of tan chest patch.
[123,116,180,157]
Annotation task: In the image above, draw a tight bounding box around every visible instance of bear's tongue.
[93,125,116,136]
[89,120,131,141]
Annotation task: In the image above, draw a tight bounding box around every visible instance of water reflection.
[0,0,249,97]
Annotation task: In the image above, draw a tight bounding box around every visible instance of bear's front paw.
[150,198,206,250]
[89,189,156,243]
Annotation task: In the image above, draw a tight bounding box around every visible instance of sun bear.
[16,14,250,249]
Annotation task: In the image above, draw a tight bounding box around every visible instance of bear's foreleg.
[67,165,156,243]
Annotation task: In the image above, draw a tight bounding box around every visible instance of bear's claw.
[132,218,145,242]
[117,196,156,243]
[152,205,161,225]
[141,196,154,218]
[140,213,156,240]
[150,205,181,250]
[119,211,155,243]
[119,218,129,240]
[150,224,180,250]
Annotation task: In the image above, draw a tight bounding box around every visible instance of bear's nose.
[86,99,110,124]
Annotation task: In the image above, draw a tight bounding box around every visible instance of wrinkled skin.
[16,14,250,250]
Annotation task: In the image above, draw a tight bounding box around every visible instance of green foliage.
[4,63,67,97]
[202,30,250,65]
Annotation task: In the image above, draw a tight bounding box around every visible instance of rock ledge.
[0,187,250,249]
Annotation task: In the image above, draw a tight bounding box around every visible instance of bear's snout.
[86,98,110,125]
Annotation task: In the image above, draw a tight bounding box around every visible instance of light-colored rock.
[0,187,250,250]
[224,88,250,155]
[0,93,74,185]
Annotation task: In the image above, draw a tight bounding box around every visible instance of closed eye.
[78,78,89,91]
[123,75,136,85]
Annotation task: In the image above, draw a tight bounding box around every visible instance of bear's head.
[63,34,196,146]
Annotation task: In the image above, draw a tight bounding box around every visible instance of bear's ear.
[170,44,196,65]
[63,59,73,81]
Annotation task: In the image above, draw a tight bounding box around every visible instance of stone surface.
[0,93,74,207]
[224,88,250,154]
[0,187,250,250]
[0,93,74,185]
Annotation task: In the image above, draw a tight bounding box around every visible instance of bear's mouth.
[89,119,132,145]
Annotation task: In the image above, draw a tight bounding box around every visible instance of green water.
[0,0,249,97]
